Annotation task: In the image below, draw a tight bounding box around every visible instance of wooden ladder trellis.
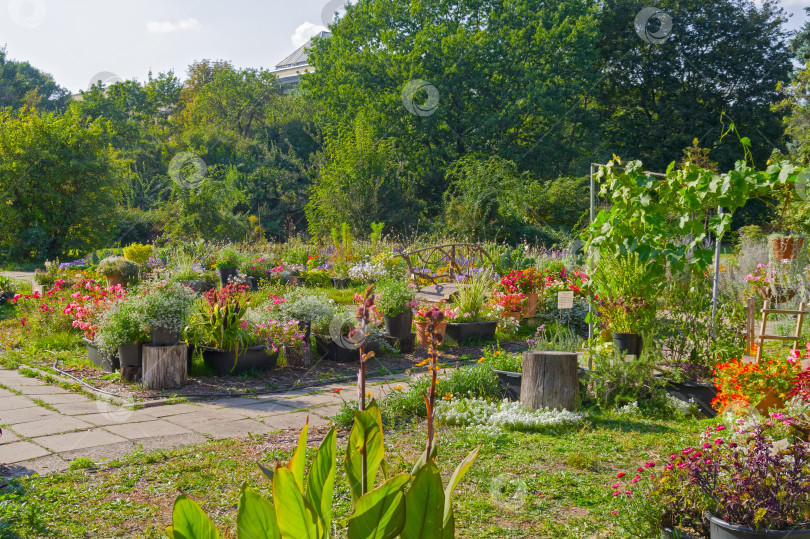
[754,300,809,362]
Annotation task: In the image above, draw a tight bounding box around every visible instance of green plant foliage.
[122,243,154,264]
[374,280,416,317]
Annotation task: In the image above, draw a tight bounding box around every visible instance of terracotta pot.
[757,285,796,303]
[503,311,522,323]
[415,321,448,347]
[524,292,539,318]
[105,273,123,288]
[771,235,804,261]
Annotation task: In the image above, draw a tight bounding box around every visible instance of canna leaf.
[288,419,309,491]
[274,468,322,539]
[443,447,479,528]
[237,484,280,539]
[345,400,385,505]
[346,474,409,539]
[168,494,219,539]
[306,427,337,533]
[401,460,444,539]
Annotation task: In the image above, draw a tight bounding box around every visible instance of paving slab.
[185,418,273,440]
[226,400,299,418]
[163,408,251,429]
[0,395,37,411]
[103,420,193,440]
[0,388,17,399]
[277,392,343,409]
[0,406,60,425]
[0,430,19,444]
[58,440,137,464]
[79,409,157,426]
[310,404,343,419]
[206,397,262,408]
[0,441,50,464]
[0,374,47,386]
[54,401,117,416]
[142,403,203,418]
[1,454,68,477]
[133,432,208,453]
[261,411,330,431]
[36,393,94,405]
[34,429,128,452]
[4,384,69,395]
[11,416,93,438]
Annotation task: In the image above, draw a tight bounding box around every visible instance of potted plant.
[94,300,149,371]
[275,289,336,360]
[215,247,241,288]
[446,272,498,344]
[330,262,351,288]
[97,256,140,288]
[500,269,538,317]
[492,291,527,322]
[712,352,804,414]
[375,279,417,340]
[768,232,806,261]
[136,281,197,345]
[414,302,455,347]
[596,296,652,357]
[32,261,59,293]
[0,275,16,304]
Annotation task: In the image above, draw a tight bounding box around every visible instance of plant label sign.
[557,291,574,310]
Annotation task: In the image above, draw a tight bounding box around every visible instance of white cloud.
[146,18,200,33]
[291,22,327,48]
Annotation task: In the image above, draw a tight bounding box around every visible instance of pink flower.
[612,491,620,497]
[644,462,655,468]
[702,443,711,450]
[715,425,726,432]
[683,448,693,455]
[616,472,626,479]
[665,464,674,470]
[715,438,724,446]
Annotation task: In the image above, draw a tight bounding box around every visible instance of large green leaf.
[288,420,309,491]
[306,427,336,532]
[401,460,444,539]
[274,468,322,539]
[166,494,219,539]
[345,400,385,505]
[443,447,479,527]
[346,474,409,539]
[237,484,280,539]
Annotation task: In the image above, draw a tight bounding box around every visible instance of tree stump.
[520,351,579,411]
[142,344,187,390]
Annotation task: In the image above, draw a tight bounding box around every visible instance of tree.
[596,0,793,171]
[793,7,810,66]
[0,47,70,112]
[0,109,123,261]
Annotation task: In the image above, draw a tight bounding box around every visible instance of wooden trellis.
[752,300,809,362]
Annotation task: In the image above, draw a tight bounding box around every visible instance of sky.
[0,0,807,94]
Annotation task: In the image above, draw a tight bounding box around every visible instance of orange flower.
[477,357,486,364]
[332,387,343,394]
[443,392,453,400]
[415,359,430,367]
[393,385,403,391]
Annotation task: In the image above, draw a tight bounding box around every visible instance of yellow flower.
[365,392,373,398]
[443,392,453,400]
[415,359,430,367]
[393,385,403,391]
[495,351,502,356]
[477,357,486,364]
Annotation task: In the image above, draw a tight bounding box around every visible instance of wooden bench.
[397,243,494,303]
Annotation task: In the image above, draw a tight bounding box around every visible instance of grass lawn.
[0,411,707,538]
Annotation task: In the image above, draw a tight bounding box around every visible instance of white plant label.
[557,291,574,310]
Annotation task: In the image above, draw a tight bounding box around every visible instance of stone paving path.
[0,368,408,477]
[0,271,35,285]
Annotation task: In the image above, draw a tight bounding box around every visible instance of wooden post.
[756,300,770,362]
[744,298,755,356]
[142,344,187,390]
[795,302,806,351]
[520,351,580,411]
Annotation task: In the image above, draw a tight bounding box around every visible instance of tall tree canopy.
[0,47,69,112]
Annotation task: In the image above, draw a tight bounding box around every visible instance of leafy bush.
[133,281,197,332]
[122,243,153,264]
[374,279,416,317]
[96,256,140,283]
[94,300,149,353]
[274,289,335,334]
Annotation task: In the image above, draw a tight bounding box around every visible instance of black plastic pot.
[151,328,179,346]
[707,512,810,538]
[201,345,278,376]
[331,278,351,289]
[118,343,143,368]
[384,311,413,340]
[494,370,521,401]
[444,321,498,345]
[613,333,643,357]
[218,266,238,288]
[315,334,380,362]
[660,377,718,418]
[181,280,213,294]
[83,337,119,372]
[660,527,699,539]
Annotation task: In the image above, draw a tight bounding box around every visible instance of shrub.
[374,279,416,317]
[122,243,154,264]
[93,300,149,353]
[134,281,197,332]
[96,256,139,284]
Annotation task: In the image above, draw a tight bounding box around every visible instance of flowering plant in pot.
[93,299,148,368]
[134,280,197,345]
[492,291,527,321]
[375,279,417,339]
[447,272,498,344]
[413,301,456,347]
[712,349,805,413]
[214,247,241,287]
[97,256,140,288]
[596,296,653,356]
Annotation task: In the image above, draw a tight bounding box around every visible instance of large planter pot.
[82,337,120,373]
[118,343,143,368]
[415,321,448,347]
[524,292,539,318]
[331,278,351,289]
[151,328,179,346]
[201,345,278,376]
[660,527,699,539]
[314,334,379,362]
[756,285,796,304]
[494,370,521,401]
[770,236,805,261]
[706,512,810,538]
[660,377,718,418]
[104,273,124,288]
[445,321,498,345]
[217,267,238,288]
[613,333,643,357]
[384,311,414,340]
[503,311,522,323]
